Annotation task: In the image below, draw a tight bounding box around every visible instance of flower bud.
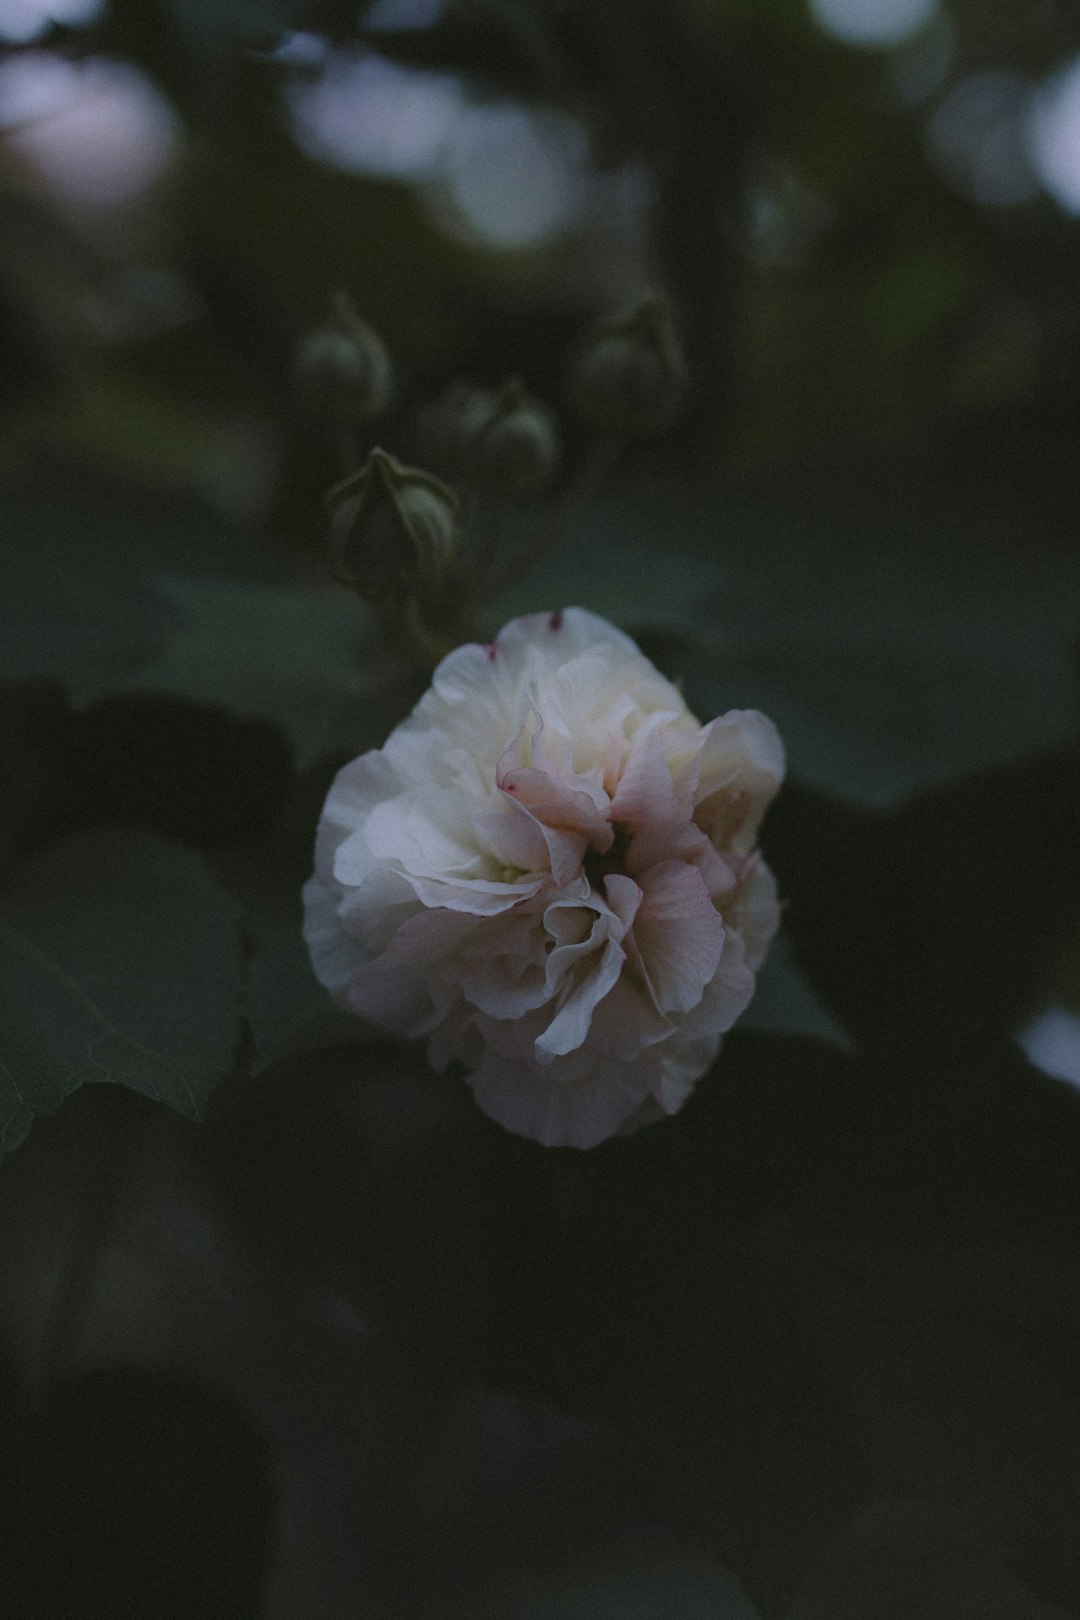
[328,449,459,599]
[419,379,561,496]
[294,302,392,425]
[566,297,687,437]
[473,381,561,495]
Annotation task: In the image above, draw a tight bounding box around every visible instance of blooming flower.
[303,609,784,1148]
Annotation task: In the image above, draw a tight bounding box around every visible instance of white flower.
[303,608,784,1149]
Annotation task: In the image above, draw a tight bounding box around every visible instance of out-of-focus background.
[3,2,1080,1617]
[3,0,1080,794]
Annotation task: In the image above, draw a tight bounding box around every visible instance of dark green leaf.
[72,693,295,850]
[0,461,290,704]
[246,929,358,1072]
[0,827,242,1151]
[740,932,852,1049]
[126,575,395,769]
[0,460,408,770]
[763,755,1080,1053]
[787,1501,1073,1620]
[499,460,1080,806]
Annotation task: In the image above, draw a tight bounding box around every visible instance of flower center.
[582,820,632,892]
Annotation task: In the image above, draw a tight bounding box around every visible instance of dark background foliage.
[1,0,1080,1614]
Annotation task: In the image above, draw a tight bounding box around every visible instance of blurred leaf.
[787,1500,1074,1620]
[490,532,728,635]
[0,460,289,703]
[490,1032,1080,1613]
[739,932,852,1049]
[10,1366,275,1619]
[246,929,358,1071]
[867,248,971,354]
[764,752,1080,1054]
[0,683,75,870]
[181,137,478,343]
[127,575,396,768]
[71,693,295,850]
[543,457,1080,806]
[0,828,242,1151]
[0,460,412,769]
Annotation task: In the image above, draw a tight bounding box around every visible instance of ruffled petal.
[302,606,785,1150]
[632,859,726,1015]
[695,710,786,851]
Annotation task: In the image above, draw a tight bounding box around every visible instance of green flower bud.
[294,301,392,425]
[472,381,561,496]
[419,379,561,496]
[566,298,687,437]
[328,449,459,599]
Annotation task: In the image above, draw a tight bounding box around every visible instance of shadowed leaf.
[0,828,242,1151]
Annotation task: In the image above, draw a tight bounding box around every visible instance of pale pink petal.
[493,606,641,674]
[301,875,367,997]
[303,605,785,1150]
[696,926,755,1033]
[728,856,782,972]
[497,764,611,843]
[337,866,420,956]
[608,718,681,828]
[453,908,552,1018]
[631,860,726,1014]
[342,906,476,1034]
[536,934,626,1058]
[471,800,550,876]
[465,1052,654,1149]
[407,871,543,915]
[695,710,785,851]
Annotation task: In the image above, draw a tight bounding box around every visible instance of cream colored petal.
[632,859,726,1015]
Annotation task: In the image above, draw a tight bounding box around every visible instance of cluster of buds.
[418,379,561,498]
[295,292,688,662]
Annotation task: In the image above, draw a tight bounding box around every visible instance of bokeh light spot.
[0,54,178,207]
[1028,55,1080,215]
[287,49,465,181]
[434,102,589,248]
[1017,1006,1080,1091]
[925,71,1038,206]
[0,0,102,45]
[809,0,938,51]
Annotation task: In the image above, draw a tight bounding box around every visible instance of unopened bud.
[473,381,561,495]
[567,298,687,437]
[419,379,560,496]
[295,299,392,425]
[328,449,459,599]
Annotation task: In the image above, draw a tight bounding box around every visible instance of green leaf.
[0,827,243,1152]
[127,575,394,769]
[787,1500,1074,1620]
[246,929,358,1072]
[740,932,852,1049]
[490,530,726,636]
[0,460,406,769]
[518,466,1080,807]
[0,460,290,704]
